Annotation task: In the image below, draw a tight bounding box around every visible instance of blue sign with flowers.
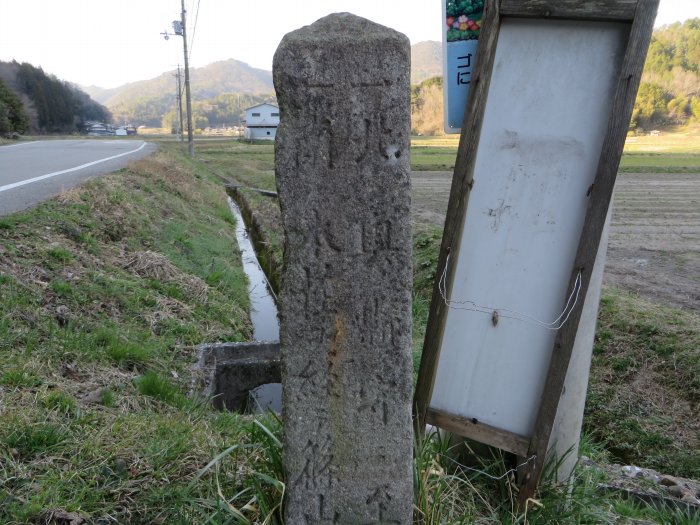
[443,0,483,132]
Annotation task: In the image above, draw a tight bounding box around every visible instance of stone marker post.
[273,13,413,524]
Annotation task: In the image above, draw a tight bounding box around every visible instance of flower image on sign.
[446,0,483,41]
[444,0,483,133]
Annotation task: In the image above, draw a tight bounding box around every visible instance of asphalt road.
[0,139,157,215]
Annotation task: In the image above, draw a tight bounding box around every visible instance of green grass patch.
[46,246,73,262]
[1,422,68,459]
[105,339,154,368]
[196,140,277,191]
[1,369,42,388]
[585,287,700,477]
[43,391,79,417]
[0,142,255,523]
[411,146,458,171]
[98,388,115,407]
[624,128,700,154]
[50,279,73,296]
[619,152,700,172]
[136,371,187,408]
[411,225,443,377]
[407,133,700,172]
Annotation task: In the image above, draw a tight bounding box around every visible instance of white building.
[244,103,279,140]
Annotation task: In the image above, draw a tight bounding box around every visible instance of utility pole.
[162,4,194,157]
[180,0,194,157]
[176,64,184,143]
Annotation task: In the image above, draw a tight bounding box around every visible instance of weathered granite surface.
[273,12,413,524]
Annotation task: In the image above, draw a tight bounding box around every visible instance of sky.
[0,0,698,89]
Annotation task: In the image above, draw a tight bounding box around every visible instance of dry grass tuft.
[155,295,193,318]
[55,187,83,206]
[144,296,194,334]
[124,250,179,280]
[123,250,209,303]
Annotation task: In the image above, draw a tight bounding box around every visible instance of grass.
[1,423,68,460]
[186,417,698,524]
[187,415,286,524]
[1,369,42,388]
[1,136,697,523]
[0,142,256,523]
[411,146,461,171]
[105,339,154,368]
[196,141,284,291]
[194,132,700,176]
[624,125,700,153]
[586,287,700,478]
[196,136,698,520]
[412,225,444,377]
[409,127,700,172]
[619,152,700,172]
[136,370,190,409]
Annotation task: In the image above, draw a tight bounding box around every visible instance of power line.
[188,0,201,61]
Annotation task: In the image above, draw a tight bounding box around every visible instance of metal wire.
[438,252,582,331]
[442,452,537,481]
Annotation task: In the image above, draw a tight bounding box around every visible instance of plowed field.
[411,171,700,312]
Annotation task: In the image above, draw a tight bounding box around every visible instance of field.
[195,132,699,481]
[411,134,700,313]
[410,132,700,478]
[0,134,697,523]
[412,172,700,312]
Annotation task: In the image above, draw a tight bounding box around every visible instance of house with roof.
[243,103,279,140]
[85,122,114,136]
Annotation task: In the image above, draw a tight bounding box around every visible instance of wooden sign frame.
[414,0,658,506]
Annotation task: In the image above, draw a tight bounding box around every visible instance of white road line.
[1,141,35,149]
[0,142,147,194]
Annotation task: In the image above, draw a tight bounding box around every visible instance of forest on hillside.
[160,92,276,132]
[634,18,700,129]
[0,61,110,135]
[108,90,274,131]
[411,19,700,135]
[0,77,28,136]
[411,77,444,136]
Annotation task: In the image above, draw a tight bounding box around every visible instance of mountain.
[98,59,272,107]
[81,85,121,105]
[79,20,700,132]
[411,41,442,84]
[87,59,274,127]
[88,45,445,128]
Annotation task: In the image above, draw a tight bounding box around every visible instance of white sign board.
[415,0,658,503]
[431,18,628,437]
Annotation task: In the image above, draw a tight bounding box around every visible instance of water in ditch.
[228,197,281,412]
